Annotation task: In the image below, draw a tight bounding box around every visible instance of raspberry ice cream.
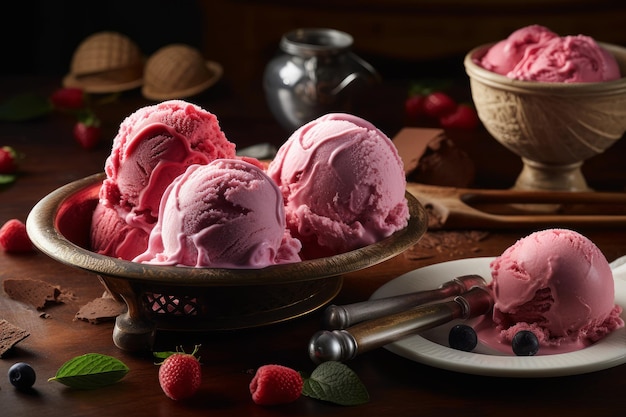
[479,25,621,83]
[90,203,148,260]
[478,229,624,354]
[267,113,409,258]
[134,159,301,268]
[509,35,621,83]
[480,25,558,76]
[92,100,236,258]
[100,100,235,231]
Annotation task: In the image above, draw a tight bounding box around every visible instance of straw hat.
[142,44,223,100]
[63,31,144,93]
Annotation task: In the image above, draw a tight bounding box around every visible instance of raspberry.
[73,121,102,150]
[0,146,19,174]
[423,91,457,118]
[157,346,202,400]
[50,87,85,110]
[439,104,480,130]
[404,94,426,120]
[250,364,303,405]
[73,112,102,150]
[0,219,34,253]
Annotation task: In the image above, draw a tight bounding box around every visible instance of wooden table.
[1,75,625,417]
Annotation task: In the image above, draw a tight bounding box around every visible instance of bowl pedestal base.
[514,158,590,192]
[511,158,591,212]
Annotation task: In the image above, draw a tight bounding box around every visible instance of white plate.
[370,257,626,377]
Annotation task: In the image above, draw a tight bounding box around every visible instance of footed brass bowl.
[26,173,427,351]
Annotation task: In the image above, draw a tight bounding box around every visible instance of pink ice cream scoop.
[478,25,621,83]
[91,100,236,260]
[134,159,302,268]
[100,100,236,233]
[508,35,621,82]
[90,203,148,260]
[480,24,558,75]
[267,113,409,259]
[484,228,624,353]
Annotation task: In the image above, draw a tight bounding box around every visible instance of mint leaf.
[48,353,129,389]
[302,361,369,406]
[0,93,53,122]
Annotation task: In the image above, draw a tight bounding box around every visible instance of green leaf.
[408,78,454,97]
[0,174,17,185]
[152,344,201,363]
[153,350,177,360]
[0,93,53,122]
[302,361,369,406]
[48,353,129,389]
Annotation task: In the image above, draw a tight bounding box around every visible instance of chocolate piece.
[393,127,445,175]
[393,128,475,188]
[2,278,62,310]
[0,319,30,357]
[75,296,126,324]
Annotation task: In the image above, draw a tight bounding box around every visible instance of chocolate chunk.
[0,319,30,357]
[75,297,125,324]
[2,278,62,310]
[393,128,475,188]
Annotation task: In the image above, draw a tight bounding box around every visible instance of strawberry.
[439,104,480,130]
[249,364,303,406]
[0,219,34,253]
[423,91,457,118]
[157,346,202,400]
[73,112,102,150]
[0,146,19,174]
[50,87,85,110]
[404,94,426,120]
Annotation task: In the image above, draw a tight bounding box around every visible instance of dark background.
[4,0,626,89]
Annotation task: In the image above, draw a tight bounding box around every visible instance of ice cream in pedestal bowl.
[464,25,626,193]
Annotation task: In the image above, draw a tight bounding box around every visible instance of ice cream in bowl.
[464,25,626,192]
[26,101,427,351]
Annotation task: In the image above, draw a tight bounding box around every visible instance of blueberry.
[8,362,36,389]
[448,324,478,352]
[512,330,540,356]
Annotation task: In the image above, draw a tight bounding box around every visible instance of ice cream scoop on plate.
[477,228,624,354]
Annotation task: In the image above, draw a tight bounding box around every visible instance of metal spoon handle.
[323,275,486,329]
[309,286,493,363]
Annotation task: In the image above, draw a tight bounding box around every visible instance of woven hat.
[63,31,144,93]
[142,44,223,100]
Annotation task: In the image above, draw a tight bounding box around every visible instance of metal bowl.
[26,173,427,351]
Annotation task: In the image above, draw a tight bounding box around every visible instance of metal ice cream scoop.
[323,274,487,329]
[309,285,493,363]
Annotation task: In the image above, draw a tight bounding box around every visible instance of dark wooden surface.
[1,74,625,417]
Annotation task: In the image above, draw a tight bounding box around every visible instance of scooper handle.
[323,275,486,329]
[309,286,493,363]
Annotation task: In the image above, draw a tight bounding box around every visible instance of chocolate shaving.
[0,319,30,357]
[407,230,489,260]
